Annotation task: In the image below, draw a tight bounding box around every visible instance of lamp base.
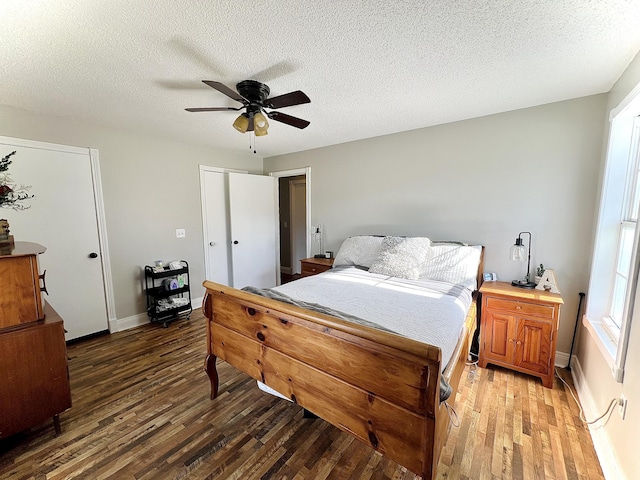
[511,280,536,289]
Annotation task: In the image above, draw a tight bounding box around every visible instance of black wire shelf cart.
[144,260,192,327]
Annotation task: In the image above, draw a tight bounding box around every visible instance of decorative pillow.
[368,236,432,280]
[420,243,482,290]
[332,235,385,269]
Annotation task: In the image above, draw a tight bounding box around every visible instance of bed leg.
[204,354,219,399]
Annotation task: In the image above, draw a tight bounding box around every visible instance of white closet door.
[0,138,109,340]
[202,170,231,285]
[228,172,278,289]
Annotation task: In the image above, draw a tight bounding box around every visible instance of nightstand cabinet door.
[482,311,516,364]
[516,318,554,375]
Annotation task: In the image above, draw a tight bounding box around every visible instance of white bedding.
[275,265,473,368]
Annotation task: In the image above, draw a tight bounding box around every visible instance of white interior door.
[228,172,278,288]
[201,169,232,285]
[0,137,109,341]
[290,179,307,275]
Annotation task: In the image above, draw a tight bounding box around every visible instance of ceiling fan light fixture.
[253,111,269,136]
[232,113,250,133]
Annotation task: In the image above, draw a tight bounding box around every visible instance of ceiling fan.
[186,80,310,136]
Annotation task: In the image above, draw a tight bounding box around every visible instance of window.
[604,118,640,341]
[585,86,640,383]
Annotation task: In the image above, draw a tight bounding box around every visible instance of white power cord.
[554,368,618,425]
[444,401,460,427]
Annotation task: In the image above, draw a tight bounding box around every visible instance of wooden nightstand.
[300,257,334,277]
[478,281,563,388]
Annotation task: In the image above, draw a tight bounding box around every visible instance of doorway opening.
[269,168,311,285]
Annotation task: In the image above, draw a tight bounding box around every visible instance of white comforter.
[272,265,473,368]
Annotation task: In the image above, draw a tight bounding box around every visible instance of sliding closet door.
[0,136,110,340]
[228,172,278,289]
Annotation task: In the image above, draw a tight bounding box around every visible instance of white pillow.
[368,236,432,280]
[333,235,385,268]
[420,244,482,290]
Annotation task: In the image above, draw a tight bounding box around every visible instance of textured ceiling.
[2,1,640,158]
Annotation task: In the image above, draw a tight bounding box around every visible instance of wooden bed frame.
[203,251,483,480]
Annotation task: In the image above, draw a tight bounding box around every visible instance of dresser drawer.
[301,263,330,276]
[485,296,555,319]
[300,258,334,277]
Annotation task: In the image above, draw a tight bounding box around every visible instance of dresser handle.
[516,341,522,345]
[515,305,522,310]
[39,270,48,295]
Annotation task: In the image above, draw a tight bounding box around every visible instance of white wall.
[575,51,640,480]
[265,94,607,357]
[0,103,263,322]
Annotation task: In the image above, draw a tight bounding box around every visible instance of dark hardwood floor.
[281,272,302,284]
[0,309,604,479]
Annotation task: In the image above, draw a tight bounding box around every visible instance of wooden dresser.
[478,281,563,388]
[0,242,72,438]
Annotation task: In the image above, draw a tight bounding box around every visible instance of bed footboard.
[202,280,474,479]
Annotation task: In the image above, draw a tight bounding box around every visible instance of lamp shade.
[253,112,269,136]
[233,113,250,133]
[510,241,526,261]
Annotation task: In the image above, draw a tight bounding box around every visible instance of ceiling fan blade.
[266,111,310,129]
[250,60,297,83]
[185,107,242,112]
[265,90,310,109]
[202,81,245,102]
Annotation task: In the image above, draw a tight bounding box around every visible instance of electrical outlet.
[176,228,186,238]
[618,394,628,419]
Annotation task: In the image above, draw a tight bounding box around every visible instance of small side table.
[478,281,563,388]
[300,257,334,277]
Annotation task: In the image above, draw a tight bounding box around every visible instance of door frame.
[198,165,248,283]
[289,178,307,275]
[269,167,312,262]
[0,136,115,331]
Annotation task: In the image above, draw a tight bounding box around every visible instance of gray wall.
[265,94,607,357]
[0,103,263,320]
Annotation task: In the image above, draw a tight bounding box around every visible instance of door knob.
[89,252,98,258]
[233,240,239,244]
[209,241,216,246]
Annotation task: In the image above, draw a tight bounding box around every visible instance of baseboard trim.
[113,296,204,332]
[117,312,149,331]
[570,357,625,480]
[555,351,570,367]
